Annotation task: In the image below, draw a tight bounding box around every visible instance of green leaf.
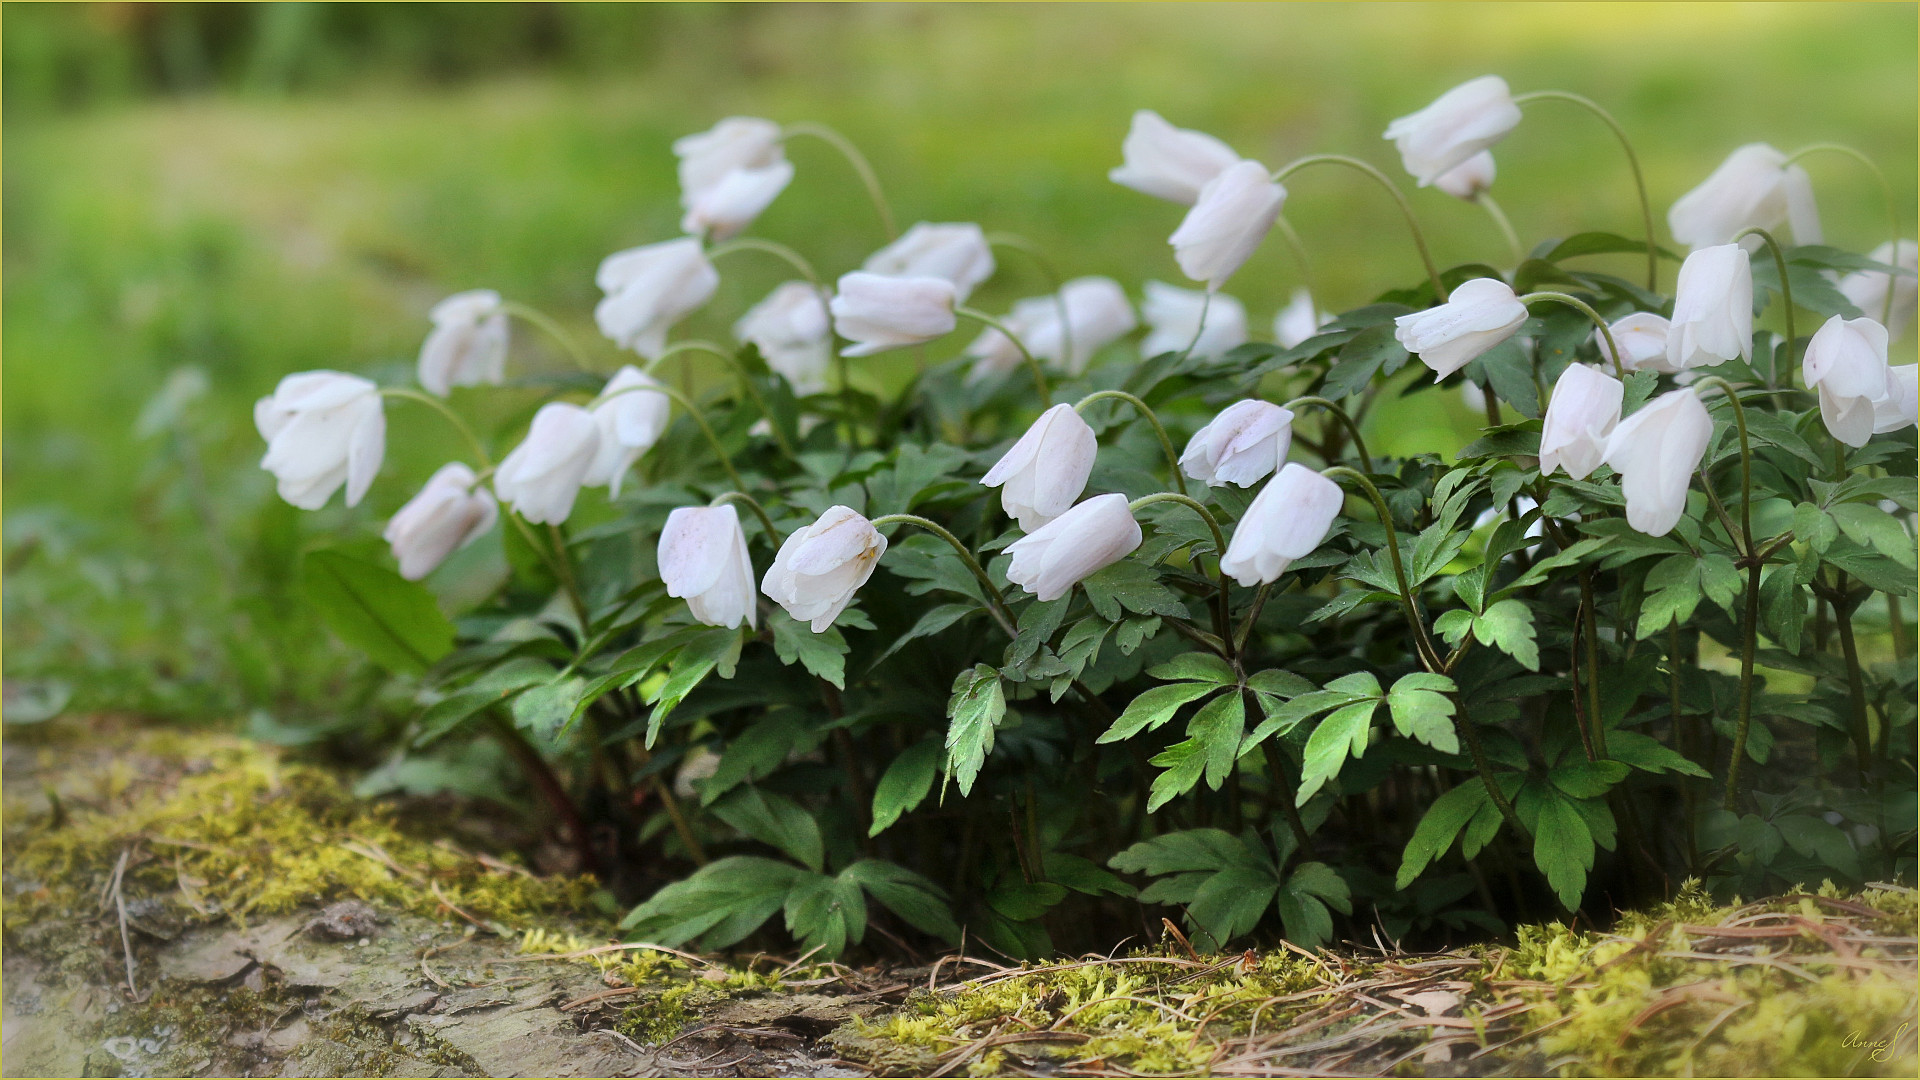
[1794,501,1840,552]
[1387,672,1458,754]
[1190,691,1247,790]
[1304,589,1396,624]
[1697,553,1742,612]
[871,603,978,667]
[1320,324,1408,399]
[1605,731,1710,778]
[302,549,454,675]
[1189,866,1279,946]
[944,664,1006,797]
[1246,668,1315,703]
[1098,681,1220,743]
[1759,567,1806,655]
[869,740,942,836]
[1297,698,1380,805]
[986,879,1068,921]
[511,675,588,742]
[1042,853,1137,898]
[701,715,808,805]
[1146,738,1206,812]
[1471,341,1540,419]
[1533,795,1595,910]
[784,871,866,958]
[1109,828,1247,875]
[644,627,744,747]
[1242,672,1380,748]
[711,786,824,872]
[769,610,850,688]
[620,856,799,949]
[1080,559,1189,621]
[1473,599,1539,670]
[843,859,960,939]
[1396,779,1490,888]
[1829,502,1918,569]
[1434,609,1474,647]
[1548,759,1629,799]
[1544,231,1681,263]
[1277,861,1352,949]
[1147,651,1237,685]
[1773,814,1862,880]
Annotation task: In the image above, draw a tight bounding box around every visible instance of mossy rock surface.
[4,720,1914,1077]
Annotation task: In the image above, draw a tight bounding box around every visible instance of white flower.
[760,505,886,632]
[829,272,957,357]
[1004,493,1142,602]
[1392,277,1529,380]
[1594,312,1676,374]
[1601,389,1712,537]
[583,366,671,498]
[418,290,509,397]
[965,277,1138,380]
[383,463,497,581]
[658,505,757,629]
[1839,240,1919,341]
[492,402,601,525]
[1803,315,1891,448]
[681,160,794,242]
[1220,463,1344,587]
[1666,244,1753,370]
[1273,288,1334,349]
[1383,76,1521,186]
[1873,364,1919,435]
[1140,281,1248,360]
[1169,160,1285,290]
[1180,400,1294,488]
[594,238,720,360]
[254,371,386,510]
[674,117,785,208]
[862,223,995,303]
[979,403,1098,531]
[1433,150,1497,201]
[1538,364,1623,481]
[735,281,833,395]
[1667,143,1821,251]
[1108,110,1242,205]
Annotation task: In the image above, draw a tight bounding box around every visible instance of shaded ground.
[4,720,1915,1077]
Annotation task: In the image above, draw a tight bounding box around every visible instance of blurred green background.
[4,2,1915,729]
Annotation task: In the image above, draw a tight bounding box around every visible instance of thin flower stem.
[1274,215,1316,294]
[987,232,1073,368]
[1128,492,1234,658]
[1785,142,1903,324]
[955,306,1050,401]
[1691,375,1763,810]
[1318,467,1440,672]
[1280,396,1375,474]
[867,513,1017,638]
[1734,227,1797,382]
[1512,90,1659,292]
[1475,192,1526,266]
[709,490,782,547]
[502,301,600,373]
[1075,390,1188,495]
[1515,291,1626,379]
[547,523,592,630]
[782,121,897,240]
[706,236,826,291]
[1691,377,1755,557]
[1272,154,1446,301]
[1234,581,1275,654]
[1180,291,1213,364]
[1830,588,1874,779]
[596,379,746,492]
[642,340,798,457]
[1579,569,1607,758]
[378,388,493,467]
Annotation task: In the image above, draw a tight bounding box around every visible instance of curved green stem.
[706,236,826,292]
[1274,215,1316,294]
[782,121,897,240]
[501,301,599,373]
[1128,492,1234,659]
[1734,227,1797,382]
[1475,192,1525,266]
[1785,142,1903,323]
[987,232,1073,369]
[1691,375,1762,810]
[1516,291,1627,379]
[1319,466,1440,672]
[378,388,492,467]
[868,514,1017,638]
[1272,154,1446,301]
[1075,390,1187,495]
[1513,90,1659,292]
[640,339,798,457]
[547,523,592,630]
[1180,290,1213,364]
[1280,396,1375,474]
[956,306,1050,400]
[709,490,782,548]
[595,378,745,493]
[1691,377,1754,558]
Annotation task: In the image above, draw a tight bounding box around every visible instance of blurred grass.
[4,2,1915,723]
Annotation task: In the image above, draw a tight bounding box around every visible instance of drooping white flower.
[1666,244,1753,370]
[674,117,785,209]
[1180,400,1294,488]
[492,402,601,525]
[980,403,1098,532]
[418,290,509,397]
[1594,312,1677,374]
[1433,150,1497,201]
[383,463,497,580]
[1383,76,1521,187]
[583,366,671,498]
[1667,143,1822,251]
[1838,240,1919,341]
[1169,160,1285,290]
[594,238,720,360]
[1872,364,1919,434]
[254,371,386,510]
[1273,288,1334,349]
[862,222,995,303]
[1601,389,1712,537]
[1803,315,1891,448]
[735,281,833,395]
[658,504,757,629]
[965,277,1138,380]
[829,272,957,357]
[1108,110,1243,205]
[1140,280,1248,360]
[1392,277,1529,380]
[1220,463,1345,587]
[1004,493,1142,602]
[1538,364,1623,481]
[761,505,886,632]
[681,159,795,242]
